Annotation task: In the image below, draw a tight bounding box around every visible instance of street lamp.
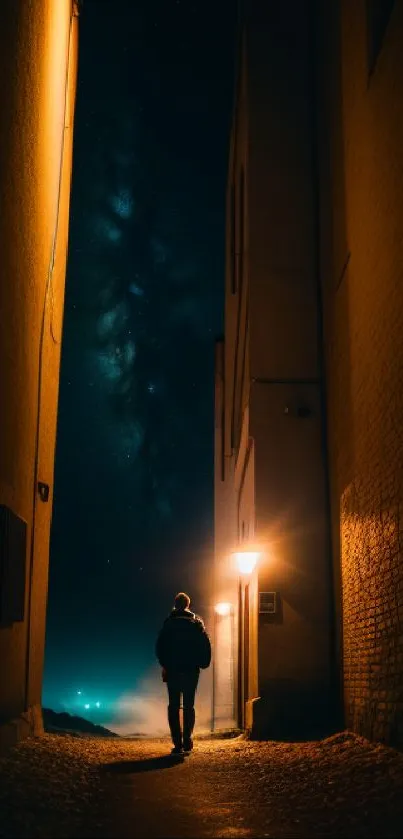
[233,551,260,575]
[232,549,261,729]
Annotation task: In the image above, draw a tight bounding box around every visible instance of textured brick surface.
[321,0,403,748]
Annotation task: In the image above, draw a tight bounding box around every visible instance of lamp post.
[232,551,260,729]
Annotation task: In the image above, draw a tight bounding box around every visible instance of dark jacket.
[155,608,211,673]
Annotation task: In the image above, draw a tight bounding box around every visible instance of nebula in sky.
[43,0,236,726]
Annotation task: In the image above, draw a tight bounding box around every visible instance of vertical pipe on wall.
[308,0,342,730]
[237,576,243,727]
[211,609,216,732]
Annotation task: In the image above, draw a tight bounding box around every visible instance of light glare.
[215,601,232,616]
[233,551,260,575]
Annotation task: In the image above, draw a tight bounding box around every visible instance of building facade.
[0,0,79,752]
[318,0,403,748]
[214,0,403,748]
[213,0,334,739]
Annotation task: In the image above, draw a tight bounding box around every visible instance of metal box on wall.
[259,591,277,614]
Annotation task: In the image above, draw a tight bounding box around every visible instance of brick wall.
[320,0,403,748]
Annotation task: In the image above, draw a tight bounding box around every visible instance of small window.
[366,0,395,76]
[259,592,277,614]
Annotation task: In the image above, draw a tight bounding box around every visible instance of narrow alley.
[1,732,402,839]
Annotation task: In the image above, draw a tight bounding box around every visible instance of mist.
[105,666,213,736]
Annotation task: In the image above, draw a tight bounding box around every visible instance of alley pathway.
[1,732,403,838]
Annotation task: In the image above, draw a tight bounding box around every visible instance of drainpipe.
[308,0,342,731]
[211,608,216,733]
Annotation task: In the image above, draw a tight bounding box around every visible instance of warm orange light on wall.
[215,602,233,616]
[233,551,260,575]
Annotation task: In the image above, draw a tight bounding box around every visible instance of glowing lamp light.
[84,703,90,710]
[95,702,101,708]
[215,601,232,616]
[233,551,260,575]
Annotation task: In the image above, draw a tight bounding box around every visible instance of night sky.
[43,0,236,732]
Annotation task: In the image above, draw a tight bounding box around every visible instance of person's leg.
[182,669,199,750]
[167,675,182,750]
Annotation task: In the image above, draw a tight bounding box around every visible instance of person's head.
[174,591,190,611]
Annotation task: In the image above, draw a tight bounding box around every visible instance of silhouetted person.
[156,592,211,754]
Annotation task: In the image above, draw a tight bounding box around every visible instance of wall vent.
[259,591,277,614]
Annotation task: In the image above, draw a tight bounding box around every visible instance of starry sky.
[43,0,236,730]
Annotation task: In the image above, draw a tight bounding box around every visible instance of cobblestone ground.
[0,731,402,838]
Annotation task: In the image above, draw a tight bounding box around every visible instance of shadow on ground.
[101,754,185,774]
